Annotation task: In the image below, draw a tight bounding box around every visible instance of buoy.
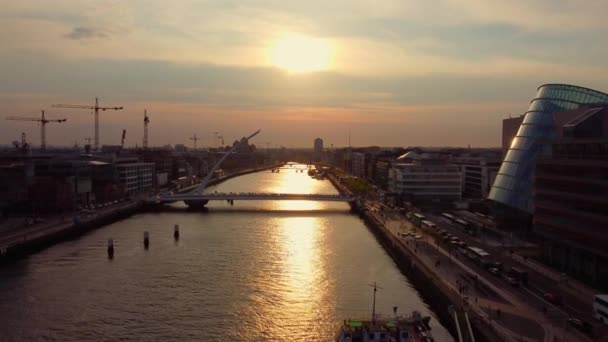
[174,224,180,240]
[143,231,150,249]
[107,238,114,259]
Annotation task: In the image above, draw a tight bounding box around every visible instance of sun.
[270,33,332,73]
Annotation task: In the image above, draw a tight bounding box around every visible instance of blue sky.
[1,0,608,148]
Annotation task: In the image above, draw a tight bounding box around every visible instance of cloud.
[64,26,108,40]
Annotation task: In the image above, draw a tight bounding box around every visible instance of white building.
[116,162,155,194]
[388,152,461,203]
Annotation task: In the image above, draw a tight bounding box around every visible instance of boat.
[336,283,434,341]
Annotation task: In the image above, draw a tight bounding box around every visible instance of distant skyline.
[2,1,608,148]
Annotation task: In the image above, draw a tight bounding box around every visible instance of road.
[424,212,607,339]
[365,201,594,342]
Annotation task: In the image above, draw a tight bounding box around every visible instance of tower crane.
[190,134,200,150]
[52,97,123,151]
[6,110,67,150]
[143,109,150,149]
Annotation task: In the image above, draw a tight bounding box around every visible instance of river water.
[0,165,452,341]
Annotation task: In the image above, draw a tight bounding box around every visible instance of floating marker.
[143,231,150,249]
[174,224,180,240]
[107,238,114,259]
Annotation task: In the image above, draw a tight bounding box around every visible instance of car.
[489,267,501,276]
[566,318,593,334]
[505,276,519,287]
[544,293,562,305]
[491,261,504,271]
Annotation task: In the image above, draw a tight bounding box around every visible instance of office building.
[313,138,324,162]
[489,84,608,228]
[533,105,608,289]
[116,161,155,194]
[454,153,501,199]
[502,115,524,156]
[388,151,461,205]
[351,152,365,177]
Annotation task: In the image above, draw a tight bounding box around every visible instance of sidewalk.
[376,210,589,342]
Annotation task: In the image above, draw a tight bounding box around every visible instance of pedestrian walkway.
[374,208,590,342]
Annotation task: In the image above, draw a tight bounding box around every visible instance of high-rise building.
[313,138,324,162]
[533,105,608,289]
[351,152,365,177]
[489,84,608,222]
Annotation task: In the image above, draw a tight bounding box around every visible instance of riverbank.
[326,171,506,342]
[0,200,141,262]
[1,163,284,262]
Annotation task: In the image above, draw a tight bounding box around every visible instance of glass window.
[504,149,525,162]
[498,161,519,177]
[493,174,516,190]
[523,111,551,125]
[511,137,537,150]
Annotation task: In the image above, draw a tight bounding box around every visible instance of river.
[0,164,452,341]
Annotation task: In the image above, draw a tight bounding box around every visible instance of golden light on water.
[270,33,332,73]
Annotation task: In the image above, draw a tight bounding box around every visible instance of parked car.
[505,276,519,287]
[489,267,501,276]
[566,318,593,334]
[491,261,504,271]
[544,293,562,306]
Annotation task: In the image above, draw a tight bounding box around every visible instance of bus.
[454,218,470,228]
[421,220,436,230]
[442,212,455,221]
[594,294,608,324]
[466,247,490,265]
[411,213,425,226]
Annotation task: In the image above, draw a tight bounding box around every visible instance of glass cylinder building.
[488,84,608,213]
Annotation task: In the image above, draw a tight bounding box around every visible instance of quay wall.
[0,163,284,261]
[0,201,141,262]
[327,172,505,342]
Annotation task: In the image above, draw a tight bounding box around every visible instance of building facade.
[489,84,608,215]
[454,155,501,199]
[388,157,461,205]
[351,152,365,177]
[313,138,324,162]
[116,162,155,194]
[533,106,608,289]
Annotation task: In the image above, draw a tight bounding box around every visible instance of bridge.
[153,129,350,207]
[152,192,354,203]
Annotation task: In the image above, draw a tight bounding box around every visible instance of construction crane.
[143,109,150,149]
[121,129,127,148]
[52,97,123,151]
[6,110,67,150]
[189,134,200,150]
[84,137,93,145]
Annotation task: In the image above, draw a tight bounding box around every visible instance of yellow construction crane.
[6,110,67,150]
[52,97,123,151]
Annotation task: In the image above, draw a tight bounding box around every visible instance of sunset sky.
[2,0,608,148]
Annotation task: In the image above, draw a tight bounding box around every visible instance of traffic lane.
[425,213,594,322]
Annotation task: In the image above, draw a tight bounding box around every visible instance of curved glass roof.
[488,84,608,213]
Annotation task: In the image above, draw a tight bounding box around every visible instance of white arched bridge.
[150,129,353,207]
